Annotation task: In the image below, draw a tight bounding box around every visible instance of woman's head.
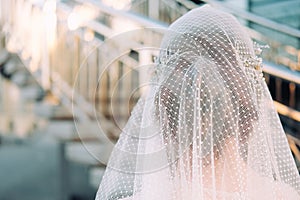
[155,5,259,165]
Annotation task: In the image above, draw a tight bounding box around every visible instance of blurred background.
[0,0,300,199]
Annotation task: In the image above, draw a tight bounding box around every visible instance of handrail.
[274,101,300,123]
[67,0,300,72]
[73,0,300,38]
[202,0,300,38]
[263,62,300,85]
[70,0,168,29]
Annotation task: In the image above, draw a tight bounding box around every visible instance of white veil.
[96,5,300,200]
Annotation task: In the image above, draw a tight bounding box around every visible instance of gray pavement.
[0,133,96,200]
[0,135,60,200]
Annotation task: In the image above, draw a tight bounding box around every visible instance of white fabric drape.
[96,5,300,200]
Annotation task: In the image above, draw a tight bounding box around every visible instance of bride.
[96,5,300,200]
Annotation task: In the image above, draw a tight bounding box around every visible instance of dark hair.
[155,33,258,166]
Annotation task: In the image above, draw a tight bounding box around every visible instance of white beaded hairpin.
[243,42,269,71]
[154,48,180,75]
[243,56,263,71]
[155,42,269,73]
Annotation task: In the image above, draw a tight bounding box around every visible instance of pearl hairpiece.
[243,42,269,71]
[243,56,263,71]
[154,48,180,75]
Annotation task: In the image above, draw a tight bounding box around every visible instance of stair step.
[65,141,113,165]
[89,166,106,189]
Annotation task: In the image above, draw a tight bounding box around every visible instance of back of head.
[156,5,259,163]
[96,5,300,200]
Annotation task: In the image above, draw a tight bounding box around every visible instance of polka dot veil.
[96,5,300,200]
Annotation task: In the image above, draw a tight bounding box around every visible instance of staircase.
[0,0,300,198]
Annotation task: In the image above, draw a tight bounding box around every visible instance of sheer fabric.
[96,5,300,200]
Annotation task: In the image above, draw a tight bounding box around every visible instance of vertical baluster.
[117,61,123,127]
[73,34,80,91]
[109,60,118,121]
[289,82,296,108]
[275,77,282,102]
[79,40,87,97]
[97,49,106,116]
[297,50,300,71]
[148,0,159,20]
[130,69,139,111]
[264,73,270,85]
[120,62,132,129]
[87,43,95,102]
[95,48,101,114]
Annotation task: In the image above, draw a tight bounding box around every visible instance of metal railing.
[0,0,300,163]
